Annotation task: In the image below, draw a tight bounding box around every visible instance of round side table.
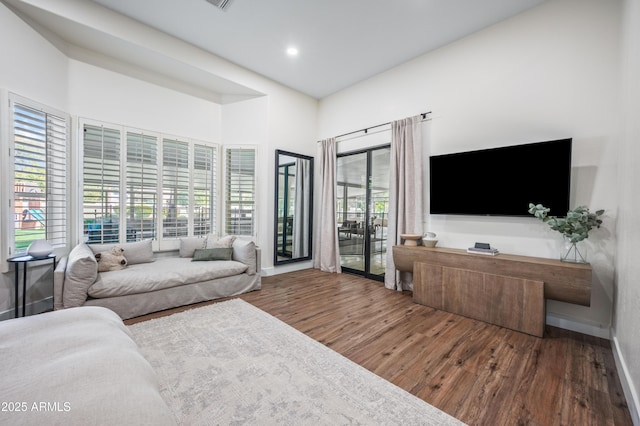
[7,254,56,318]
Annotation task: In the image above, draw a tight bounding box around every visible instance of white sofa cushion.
[89,257,248,298]
[0,306,175,426]
[63,243,98,308]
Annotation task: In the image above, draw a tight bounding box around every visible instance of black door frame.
[337,144,390,282]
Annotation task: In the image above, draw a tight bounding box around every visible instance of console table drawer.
[413,262,545,337]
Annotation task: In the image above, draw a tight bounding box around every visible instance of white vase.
[27,239,53,258]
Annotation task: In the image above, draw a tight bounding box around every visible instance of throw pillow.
[206,234,236,249]
[88,239,153,265]
[192,248,233,261]
[179,237,206,257]
[231,239,257,275]
[62,243,98,308]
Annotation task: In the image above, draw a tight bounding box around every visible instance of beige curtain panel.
[313,138,341,273]
[385,116,424,291]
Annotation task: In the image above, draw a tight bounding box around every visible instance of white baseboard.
[0,297,53,321]
[261,261,313,276]
[611,335,640,426]
[546,313,611,339]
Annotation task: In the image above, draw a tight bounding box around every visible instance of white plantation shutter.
[126,131,158,241]
[162,138,190,239]
[193,144,216,237]
[45,114,68,246]
[83,124,121,244]
[224,147,256,236]
[12,101,68,254]
[77,119,231,247]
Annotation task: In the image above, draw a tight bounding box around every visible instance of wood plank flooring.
[126,269,632,426]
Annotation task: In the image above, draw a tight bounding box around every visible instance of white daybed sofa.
[0,306,177,426]
[54,237,261,320]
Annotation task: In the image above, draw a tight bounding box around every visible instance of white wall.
[0,2,70,317]
[318,0,621,337]
[222,88,318,274]
[68,60,222,142]
[612,0,640,422]
[0,4,69,110]
[221,96,269,257]
[262,89,318,273]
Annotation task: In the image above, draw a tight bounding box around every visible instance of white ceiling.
[4,0,545,100]
[89,0,544,99]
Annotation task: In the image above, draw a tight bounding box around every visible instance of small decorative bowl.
[422,239,438,248]
[27,239,53,258]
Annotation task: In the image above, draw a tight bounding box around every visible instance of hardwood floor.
[126,269,632,426]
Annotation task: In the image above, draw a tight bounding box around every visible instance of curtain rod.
[333,111,432,140]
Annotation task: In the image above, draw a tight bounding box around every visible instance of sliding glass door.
[337,146,390,281]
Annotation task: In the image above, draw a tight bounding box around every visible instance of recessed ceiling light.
[286,47,299,56]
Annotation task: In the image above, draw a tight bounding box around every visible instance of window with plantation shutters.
[162,138,190,238]
[78,119,228,249]
[126,131,158,241]
[82,124,121,244]
[193,144,216,237]
[11,99,68,255]
[224,147,256,236]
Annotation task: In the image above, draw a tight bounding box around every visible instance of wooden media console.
[392,246,592,337]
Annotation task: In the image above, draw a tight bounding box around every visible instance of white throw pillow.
[179,237,207,257]
[206,234,236,249]
[63,243,98,308]
[232,239,256,275]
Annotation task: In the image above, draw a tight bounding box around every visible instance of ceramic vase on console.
[27,239,53,258]
[400,234,423,246]
[422,232,438,248]
[561,238,587,264]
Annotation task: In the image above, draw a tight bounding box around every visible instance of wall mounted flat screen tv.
[429,138,572,217]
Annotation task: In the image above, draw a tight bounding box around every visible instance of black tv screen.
[429,138,572,217]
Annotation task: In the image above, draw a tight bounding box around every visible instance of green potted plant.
[528,203,604,263]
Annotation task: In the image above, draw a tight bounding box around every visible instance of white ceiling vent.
[205,0,234,11]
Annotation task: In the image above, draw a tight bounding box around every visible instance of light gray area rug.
[128,299,464,425]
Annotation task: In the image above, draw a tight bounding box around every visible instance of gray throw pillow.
[192,248,233,261]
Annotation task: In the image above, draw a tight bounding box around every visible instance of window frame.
[1,99,259,272]
[78,118,221,251]
[223,145,258,237]
[192,143,218,238]
[3,93,70,267]
[160,135,191,246]
[81,119,124,246]
[125,128,160,244]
